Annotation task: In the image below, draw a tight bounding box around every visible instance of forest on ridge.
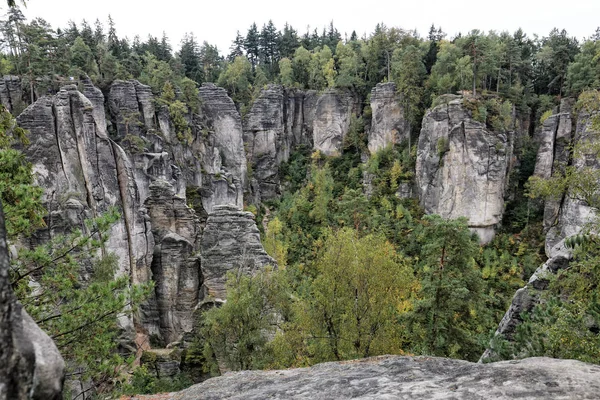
[1,4,600,398]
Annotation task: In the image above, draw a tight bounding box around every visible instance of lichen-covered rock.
[141,348,182,379]
[415,96,511,243]
[0,202,65,400]
[483,97,596,361]
[200,204,276,300]
[18,80,275,349]
[312,89,355,156]
[368,82,409,154]
[18,85,153,287]
[140,356,600,400]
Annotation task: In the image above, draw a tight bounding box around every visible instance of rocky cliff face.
[534,99,575,235]
[368,82,409,154]
[17,79,274,349]
[312,89,356,157]
[243,85,360,202]
[201,204,275,300]
[244,85,289,202]
[482,98,600,361]
[135,356,600,400]
[0,202,65,400]
[415,95,512,243]
[0,75,24,114]
[544,104,598,258]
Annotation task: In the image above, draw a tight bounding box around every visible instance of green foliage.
[70,36,99,78]
[279,145,311,193]
[179,77,200,111]
[200,268,280,371]
[139,52,176,94]
[217,56,253,108]
[0,106,45,237]
[436,137,449,158]
[490,239,600,364]
[159,81,193,144]
[263,217,288,267]
[278,57,294,87]
[407,215,486,361]
[11,208,153,391]
[201,229,416,370]
[392,44,426,128]
[462,96,513,132]
[119,366,193,396]
[566,39,600,94]
[539,109,553,124]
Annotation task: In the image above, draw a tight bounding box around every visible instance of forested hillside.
[1,5,600,398]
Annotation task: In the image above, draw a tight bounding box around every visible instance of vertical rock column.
[368,82,410,154]
[415,96,511,244]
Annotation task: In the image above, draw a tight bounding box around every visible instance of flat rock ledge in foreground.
[131,356,600,400]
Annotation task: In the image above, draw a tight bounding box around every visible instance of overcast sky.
[17,0,600,55]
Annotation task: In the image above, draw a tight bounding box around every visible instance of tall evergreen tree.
[278,23,299,59]
[244,22,260,70]
[228,30,245,61]
[179,32,202,83]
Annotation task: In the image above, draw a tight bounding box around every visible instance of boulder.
[137,356,600,400]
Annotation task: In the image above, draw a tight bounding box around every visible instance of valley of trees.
[1,3,600,397]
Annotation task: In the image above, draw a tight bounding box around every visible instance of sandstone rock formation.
[17,80,273,349]
[534,99,575,235]
[243,85,361,203]
[416,95,511,243]
[201,204,275,300]
[0,75,23,114]
[198,83,247,212]
[244,85,289,202]
[0,201,65,400]
[480,254,570,362]
[136,356,600,400]
[312,89,355,156]
[482,98,600,361]
[368,82,409,154]
[544,103,598,258]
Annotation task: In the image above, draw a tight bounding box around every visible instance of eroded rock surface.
[201,204,275,300]
[416,96,511,243]
[534,99,575,234]
[368,82,409,154]
[312,89,355,156]
[0,75,23,114]
[141,356,600,400]
[17,80,272,348]
[544,104,598,258]
[198,83,246,211]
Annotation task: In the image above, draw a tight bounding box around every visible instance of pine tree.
[408,215,486,361]
[278,23,299,59]
[244,23,260,70]
[179,32,202,83]
[228,30,245,61]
